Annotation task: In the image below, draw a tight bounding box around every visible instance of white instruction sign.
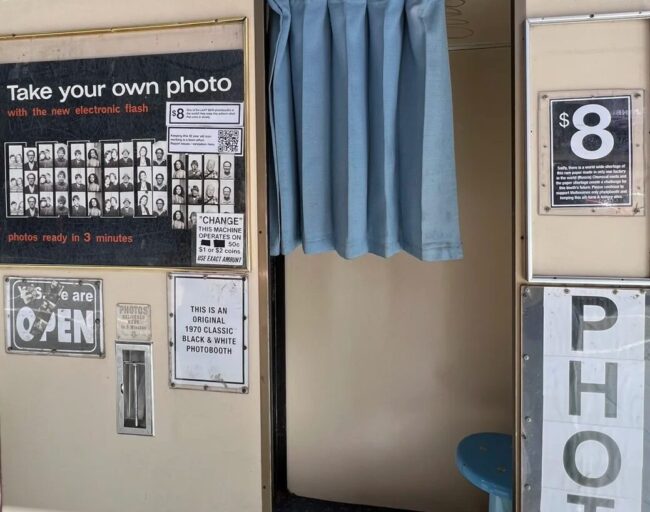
[195,213,245,266]
[168,273,248,392]
[166,102,243,126]
[116,303,152,341]
[167,126,243,155]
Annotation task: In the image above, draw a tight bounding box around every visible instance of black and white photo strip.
[168,152,235,230]
[5,141,236,229]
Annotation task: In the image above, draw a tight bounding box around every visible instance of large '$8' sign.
[522,287,647,511]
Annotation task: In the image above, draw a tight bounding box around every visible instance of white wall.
[285,46,513,512]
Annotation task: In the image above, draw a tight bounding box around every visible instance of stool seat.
[456,432,513,499]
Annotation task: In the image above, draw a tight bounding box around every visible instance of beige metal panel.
[526,0,650,18]
[0,1,269,512]
[528,19,650,278]
[285,46,512,512]
[0,269,263,512]
[515,3,649,511]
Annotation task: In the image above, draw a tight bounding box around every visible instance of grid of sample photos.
[5,140,237,230]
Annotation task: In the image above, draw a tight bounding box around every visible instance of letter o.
[563,431,621,488]
[15,306,36,342]
[195,78,209,93]
[217,78,232,92]
[112,83,126,97]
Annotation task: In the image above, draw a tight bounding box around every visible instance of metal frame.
[3,276,104,357]
[167,271,249,393]
[0,17,252,272]
[525,11,650,286]
[116,341,154,436]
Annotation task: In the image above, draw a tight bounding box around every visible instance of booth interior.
[272,2,513,512]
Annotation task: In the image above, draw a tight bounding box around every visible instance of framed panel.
[167,272,248,393]
[4,276,103,357]
[538,90,644,216]
[521,285,650,511]
[0,19,249,269]
[526,12,650,284]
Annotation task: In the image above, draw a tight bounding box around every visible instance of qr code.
[217,128,243,155]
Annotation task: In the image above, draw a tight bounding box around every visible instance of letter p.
[572,296,618,352]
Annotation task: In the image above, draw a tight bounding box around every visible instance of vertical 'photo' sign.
[521,286,648,511]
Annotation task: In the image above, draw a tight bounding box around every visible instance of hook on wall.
[446,0,474,40]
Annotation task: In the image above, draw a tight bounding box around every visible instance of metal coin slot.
[116,342,153,436]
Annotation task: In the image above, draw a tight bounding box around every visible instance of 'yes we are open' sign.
[522,286,649,511]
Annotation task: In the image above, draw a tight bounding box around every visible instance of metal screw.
[612,289,618,295]
[242,387,248,394]
[171,383,176,388]
[203,385,209,391]
[523,354,530,361]
[524,484,532,491]
[541,94,548,99]
[544,206,550,212]
[525,416,532,423]
[169,313,173,318]
[169,342,174,347]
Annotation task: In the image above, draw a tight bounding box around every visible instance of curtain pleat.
[267,0,300,255]
[367,0,403,256]
[267,0,463,261]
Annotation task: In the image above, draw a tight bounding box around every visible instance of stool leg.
[489,494,513,512]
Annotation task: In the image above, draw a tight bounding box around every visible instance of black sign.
[5,277,103,356]
[0,49,246,266]
[550,96,632,207]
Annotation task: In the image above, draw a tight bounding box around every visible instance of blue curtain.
[267,0,463,261]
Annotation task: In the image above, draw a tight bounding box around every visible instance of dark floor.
[274,493,416,512]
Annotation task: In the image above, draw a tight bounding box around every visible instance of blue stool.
[456,433,513,512]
